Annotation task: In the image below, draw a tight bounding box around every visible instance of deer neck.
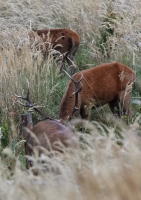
[21,113,33,138]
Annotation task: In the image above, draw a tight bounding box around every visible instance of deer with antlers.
[15,73,82,168]
[29,28,80,75]
[59,62,136,123]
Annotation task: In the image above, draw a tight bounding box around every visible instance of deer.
[28,28,80,75]
[59,62,136,124]
[14,73,82,168]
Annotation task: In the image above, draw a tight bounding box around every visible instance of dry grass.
[0,0,141,115]
[0,0,141,198]
[0,0,141,114]
[0,119,141,199]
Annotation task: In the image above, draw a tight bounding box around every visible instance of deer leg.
[54,55,64,73]
[108,96,121,118]
[66,45,78,75]
[118,90,132,121]
[66,56,75,75]
[109,92,132,122]
[59,62,65,74]
[55,52,68,74]
[80,104,92,120]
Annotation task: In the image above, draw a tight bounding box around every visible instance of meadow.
[0,0,141,199]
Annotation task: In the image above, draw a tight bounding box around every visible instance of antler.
[63,70,83,120]
[14,89,52,121]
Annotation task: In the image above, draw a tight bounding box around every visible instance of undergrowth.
[0,0,141,198]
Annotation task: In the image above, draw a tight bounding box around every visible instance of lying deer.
[29,28,80,75]
[15,74,82,168]
[59,62,136,123]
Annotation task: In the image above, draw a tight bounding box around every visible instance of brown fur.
[59,62,136,123]
[21,114,78,168]
[29,28,80,74]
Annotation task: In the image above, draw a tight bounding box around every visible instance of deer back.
[32,119,78,151]
[29,28,80,54]
[21,114,78,157]
[59,62,135,122]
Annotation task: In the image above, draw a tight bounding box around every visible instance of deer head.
[61,69,83,123]
[14,72,82,168]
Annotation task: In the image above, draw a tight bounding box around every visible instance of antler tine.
[68,74,83,120]
[63,69,83,91]
[73,77,83,94]
[14,89,34,107]
[62,69,83,120]
[62,69,75,82]
[14,89,52,121]
[71,81,82,117]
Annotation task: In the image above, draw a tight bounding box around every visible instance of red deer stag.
[59,62,136,123]
[14,75,82,168]
[29,28,80,75]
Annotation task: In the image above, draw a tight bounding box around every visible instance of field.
[0,0,141,199]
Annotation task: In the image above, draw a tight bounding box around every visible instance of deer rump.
[35,29,80,56]
[29,28,80,74]
[59,62,136,121]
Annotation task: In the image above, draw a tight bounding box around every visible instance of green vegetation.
[0,0,141,199]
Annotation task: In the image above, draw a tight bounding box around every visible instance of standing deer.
[29,28,80,75]
[59,62,136,123]
[15,74,82,168]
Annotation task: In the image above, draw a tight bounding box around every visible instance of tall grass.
[0,0,141,117]
[0,0,140,130]
[0,0,141,198]
[0,119,141,199]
